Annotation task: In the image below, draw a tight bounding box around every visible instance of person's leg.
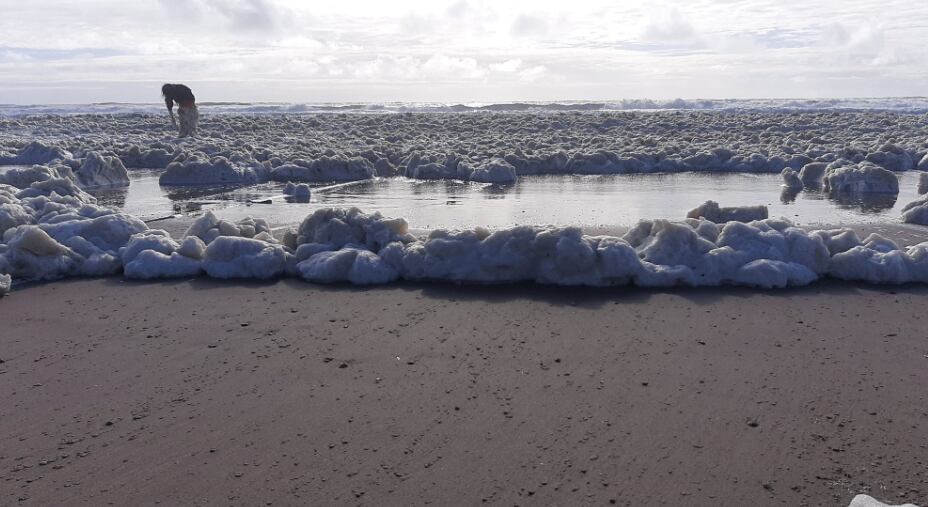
[178,107,192,137]
[189,105,199,136]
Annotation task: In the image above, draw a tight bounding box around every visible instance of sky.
[0,0,926,104]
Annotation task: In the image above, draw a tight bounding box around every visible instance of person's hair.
[161,83,173,97]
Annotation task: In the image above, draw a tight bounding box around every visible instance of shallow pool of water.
[87,171,924,230]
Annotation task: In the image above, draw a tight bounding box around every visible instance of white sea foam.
[2,198,928,292]
[847,493,920,507]
[4,110,927,187]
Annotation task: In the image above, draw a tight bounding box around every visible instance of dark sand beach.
[2,278,926,506]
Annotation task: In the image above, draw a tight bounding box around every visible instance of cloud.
[208,0,282,33]
[421,55,486,79]
[518,65,547,81]
[641,7,699,43]
[158,0,290,34]
[489,59,523,72]
[1,0,928,103]
[511,14,549,37]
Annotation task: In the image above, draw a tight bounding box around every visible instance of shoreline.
[2,277,926,505]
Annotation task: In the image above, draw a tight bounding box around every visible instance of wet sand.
[1,278,927,506]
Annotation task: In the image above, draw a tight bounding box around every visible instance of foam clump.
[0,200,34,235]
[901,195,928,225]
[119,145,177,169]
[75,152,130,188]
[0,182,147,283]
[269,157,374,183]
[405,160,467,180]
[847,494,920,507]
[283,182,312,200]
[781,168,803,189]
[0,154,126,192]
[296,207,414,251]
[468,158,518,184]
[202,236,286,279]
[0,141,72,165]
[183,211,275,244]
[402,155,518,183]
[686,200,768,223]
[798,162,828,187]
[298,247,399,285]
[160,156,269,186]
[15,177,96,202]
[0,273,10,295]
[121,230,203,279]
[824,162,899,194]
[0,164,75,189]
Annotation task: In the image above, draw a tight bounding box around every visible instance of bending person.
[161,83,198,137]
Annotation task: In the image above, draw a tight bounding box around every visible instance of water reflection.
[481,183,515,199]
[284,195,311,204]
[779,186,800,204]
[85,171,925,229]
[163,184,247,202]
[90,186,128,209]
[827,191,898,213]
[406,179,471,196]
[778,185,899,214]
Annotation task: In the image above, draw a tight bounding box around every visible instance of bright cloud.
[0,0,926,103]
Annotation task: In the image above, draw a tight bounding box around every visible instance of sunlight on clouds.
[0,0,926,102]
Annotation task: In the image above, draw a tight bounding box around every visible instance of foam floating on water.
[686,200,768,224]
[283,182,311,200]
[824,161,899,195]
[4,111,927,187]
[159,155,269,186]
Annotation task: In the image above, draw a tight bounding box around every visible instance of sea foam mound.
[74,152,129,188]
[847,494,920,507]
[0,154,128,192]
[0,190,147,281]
[4,200,928,292]
[202,236,287,279]
[901,195,928,225]
[468,158,518,183]
[283,182,311,200]
[269,157,375,183]
[0,164,75,189]
[281,210,928,288]
[3,111,927,185]
[781,168,803,189]
[159,156,269,186]
[184,210,277,244]
[686,200,768,224]
[823,161,899,195]
[798,162,828,187]
[119,145,178,169]
[0,141,72,166]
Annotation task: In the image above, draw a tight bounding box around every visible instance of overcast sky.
[0,0,925,104]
